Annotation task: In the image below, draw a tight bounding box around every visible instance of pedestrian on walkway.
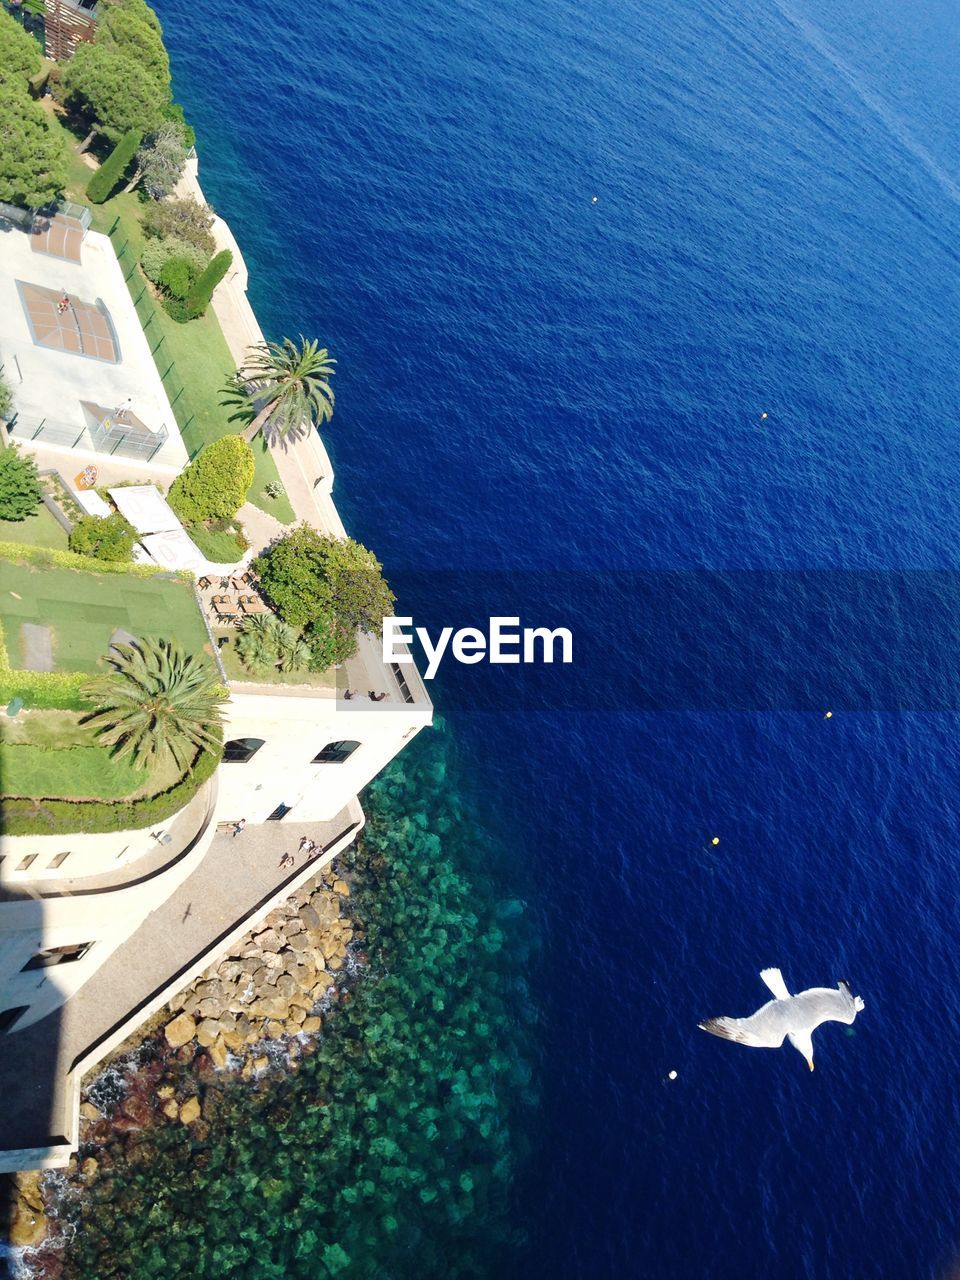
[233,817,247,837]
[278,851,294,869]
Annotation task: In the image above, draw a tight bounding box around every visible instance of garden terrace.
[0,554,210,675]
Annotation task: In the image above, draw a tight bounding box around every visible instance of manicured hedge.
[86,127,141,203]
[1,744,220,835]
[0,540,191,579]
[0,669,88,711]
[165,248,232,321]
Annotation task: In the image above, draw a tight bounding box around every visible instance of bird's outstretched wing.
[791,982,864,1031]
[698,1000,788,1048]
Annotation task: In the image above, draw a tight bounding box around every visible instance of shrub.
[86,126,141,202]
[135,120,188,199]
[68,512,137,562]
[165,248,232,322]
[141,197,215,255]
[254,525,396,668]
[0,669,88,711]
[140,234,207,286]
[0,445,42,520]
[0,10,42,82]
[158,254,197,299]
[0,373,13,421]
[0,539,190,579]
[167,435,255,523]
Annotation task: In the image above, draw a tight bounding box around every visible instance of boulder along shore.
[4,855,360,1278]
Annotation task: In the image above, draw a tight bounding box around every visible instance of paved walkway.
[0,807,361,1158]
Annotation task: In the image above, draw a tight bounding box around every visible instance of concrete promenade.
[0,803,362,1167]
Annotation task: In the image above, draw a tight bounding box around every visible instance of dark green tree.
[95,5,170,92]
[253,525,395,668]
[0,85,66,207]
[0,445,42,520]
[0,10,42,83]
[64,43,167,146]
[85,127,141,203]
[172,248,232,321]
[68,512,137,562]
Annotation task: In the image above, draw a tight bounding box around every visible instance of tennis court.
[0,559,211,674]
[17,280,119,363]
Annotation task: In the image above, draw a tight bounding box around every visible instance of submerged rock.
[178,1096,201,1125]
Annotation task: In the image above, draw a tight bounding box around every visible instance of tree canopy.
[228,338,336,445]
[0,445,42,521]
[0,84,66,207]
[133,120,188,198]
[86,127,141,203]
[96,5,170,94]
[0,11,42,83]
[253,526,395,669]
[168,434,254,524]
[82,637,225,772]
[64,42,167,142]
[68,512,137,562]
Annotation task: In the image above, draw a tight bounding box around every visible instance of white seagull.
[699,968,865,1071]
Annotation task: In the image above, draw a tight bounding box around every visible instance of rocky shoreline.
[3,857,360,1276]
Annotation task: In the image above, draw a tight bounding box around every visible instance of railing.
[106,218,196,449]
[8,413,168,463]
[0,201,32,231]
[56,200,91,231]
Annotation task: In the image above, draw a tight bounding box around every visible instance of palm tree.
[82,637,225,771]
[227,337,336,446]
[236,614,280,673]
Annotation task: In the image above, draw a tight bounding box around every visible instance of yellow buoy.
[825,710,833,719]
[711,836,720,846]
[591,196,598,204]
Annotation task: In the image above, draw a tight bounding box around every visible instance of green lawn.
[0,708,181,800]
[52,125,296,525]
[188,525,245,563]
[0,559,212,674]
[216,632,336,690]
[0,508,69,551]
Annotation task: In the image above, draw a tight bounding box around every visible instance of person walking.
[233,817,247,837]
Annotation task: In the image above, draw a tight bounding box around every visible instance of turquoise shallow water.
[49,729,537,1278]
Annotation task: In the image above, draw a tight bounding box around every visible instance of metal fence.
[8,413,168,463]
[106,218,197,451]
[0,201,32,232]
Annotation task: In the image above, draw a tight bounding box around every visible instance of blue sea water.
[155,0,960,1275]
